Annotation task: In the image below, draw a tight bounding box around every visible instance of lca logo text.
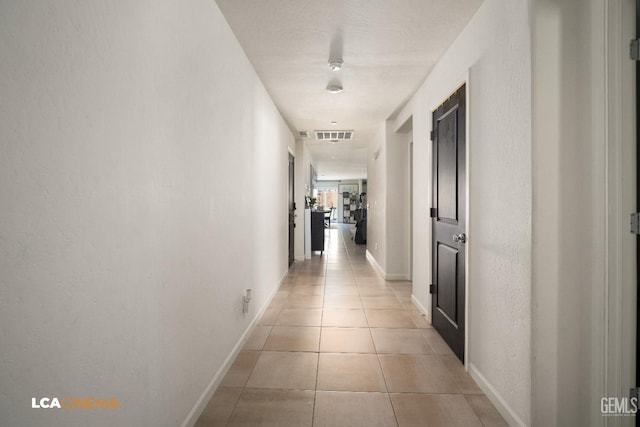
[601,397,638,416]
[31,397,119,409]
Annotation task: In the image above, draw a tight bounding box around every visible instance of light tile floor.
[196,224,508,427]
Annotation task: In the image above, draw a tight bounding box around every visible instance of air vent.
[315,130,354,141]
[298,131,310,138]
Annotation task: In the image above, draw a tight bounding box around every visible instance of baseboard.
[385,273,410,281]
[366,250,385,278]
[468,363,527,427]
[411,294,431,324]
[180,271,287,427]
[365,250,409,281]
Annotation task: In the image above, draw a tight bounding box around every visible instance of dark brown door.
[288,153,295,266]
[431,85,466,362]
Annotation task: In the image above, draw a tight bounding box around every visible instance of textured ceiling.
[216,0,483,180]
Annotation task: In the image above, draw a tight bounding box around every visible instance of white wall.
[366,123,388,272]
[531,0,634,425]
[316,181,341,189]
[392,0,532,425]
[367,121,411,279]
[0,2,293,426]
[294,140,314,260]
[385,127,410,280]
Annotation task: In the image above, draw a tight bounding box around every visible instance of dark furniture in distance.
[354,208,367,245]
[355,218,367,244]
[354,208,367,222]
[311,210,328,253]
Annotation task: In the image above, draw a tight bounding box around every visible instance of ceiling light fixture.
[331,121,337,125]
[326,83,343,94]
[328,59,343,71]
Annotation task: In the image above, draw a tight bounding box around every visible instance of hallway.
[196,224,507,427]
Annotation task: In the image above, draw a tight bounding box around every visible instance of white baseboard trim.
[468,363,526,427]
[365,250,409,281]
[385,273,410,281]
[181,271,287,427]
[411,294,431,324]
[365,249,385,277]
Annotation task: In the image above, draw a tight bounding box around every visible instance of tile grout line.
[206,224,504,426]
[310,242,329,427]
[349,222,401,427]
[221,387,242,427]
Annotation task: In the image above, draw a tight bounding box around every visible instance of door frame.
[605,0,637,419]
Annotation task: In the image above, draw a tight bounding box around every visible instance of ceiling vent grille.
[315,130,354,141]
[298,131,310,138]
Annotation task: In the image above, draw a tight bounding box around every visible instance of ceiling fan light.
[326,83,343,94]
[328,59,343,71]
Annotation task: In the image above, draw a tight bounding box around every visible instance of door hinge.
[430,208,437,218]
[430,130,435,141]
[429,284,435,294]
[631,212,640,234]
[630,39,640,60]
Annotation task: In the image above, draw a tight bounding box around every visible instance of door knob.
[452,233,466,243]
